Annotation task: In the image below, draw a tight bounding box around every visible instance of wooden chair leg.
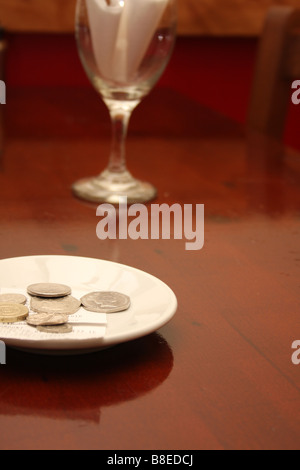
[247,7,298,139]
[0,27,7,163]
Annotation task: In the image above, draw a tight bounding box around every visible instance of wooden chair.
[247,6,300,140]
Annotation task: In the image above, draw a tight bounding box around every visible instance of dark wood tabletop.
[0,85,300,450]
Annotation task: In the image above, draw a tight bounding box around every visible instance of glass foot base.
[72,169,157,204]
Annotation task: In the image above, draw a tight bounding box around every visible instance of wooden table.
[0,86,300,450]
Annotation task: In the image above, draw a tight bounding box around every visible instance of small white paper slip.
[0,287,107,342]
[68,311,107,326]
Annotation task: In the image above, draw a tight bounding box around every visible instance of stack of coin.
[26,283,78,333]
[0,294,29,324]
[0,282,132,334]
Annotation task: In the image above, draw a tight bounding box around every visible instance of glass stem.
[108,109,131,174]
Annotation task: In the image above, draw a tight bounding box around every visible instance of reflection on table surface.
[0,334,173,420]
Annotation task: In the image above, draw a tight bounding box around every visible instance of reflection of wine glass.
[73,0,177,204]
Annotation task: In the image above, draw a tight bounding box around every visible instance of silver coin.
[27,312,69,327]
[0,293,27,305]
[36,324,73,334]
[27,283,71,298]
[81,291,131,313]
[30,295,81,315]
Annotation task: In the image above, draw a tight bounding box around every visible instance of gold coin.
[0,303,29,323]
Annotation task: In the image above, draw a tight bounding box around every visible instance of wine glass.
[73,0,177,204]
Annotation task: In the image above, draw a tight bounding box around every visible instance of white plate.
[0,255,177,355]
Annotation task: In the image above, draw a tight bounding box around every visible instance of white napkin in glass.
[86,0,168,83]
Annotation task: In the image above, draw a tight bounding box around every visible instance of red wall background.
[4,34,300,150]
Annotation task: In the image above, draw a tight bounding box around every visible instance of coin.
[30,295,81,315]
[26,312,69,327]
[0,303,29,323]
[27,283,71,298]
[36,324,73,334]
[81,291,131,313]
[0,293,27,305]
